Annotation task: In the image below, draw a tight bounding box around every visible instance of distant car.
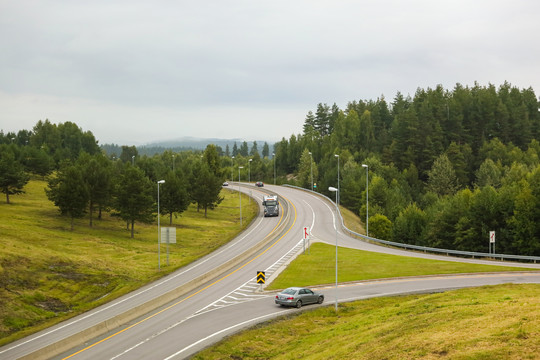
[255,181,264,187]
[275,287,324,308]
[223,182,229,186]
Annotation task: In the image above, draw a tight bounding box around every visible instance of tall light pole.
[131,155,135,166]
[248,158,252,183]
[238,166,244,226]
[335,154,340,206]
[272,152,276,185]
[231,156,234,181]
[362,164,369,237]
[329,186,339,312]
[309,151,313,191]
[157,179,165,270]
[172,154,175,171]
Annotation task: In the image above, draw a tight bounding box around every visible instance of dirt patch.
[35,297,70,314]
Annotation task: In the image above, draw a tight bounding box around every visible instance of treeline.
[273,82,540,256]
[101,140,272,159]
[1,120,277,235]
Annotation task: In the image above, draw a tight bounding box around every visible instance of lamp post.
[248,158,252,183]
[157,180,165,270]
[231,156,234,181]
[239,166,244,226]
[362,164,369,237]
[309,151,313,191]
[273,152,276,185]
[131,155,135,166]
[335,154,340,206]
[172,154,175,171]
[329,186,339,312]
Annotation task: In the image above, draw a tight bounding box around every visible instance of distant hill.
[101,137,273,157]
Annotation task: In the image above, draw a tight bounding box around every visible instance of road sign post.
[489,231,495,255]
[161,227,177,266]
[303,226,310,255]
[257,271,265,291]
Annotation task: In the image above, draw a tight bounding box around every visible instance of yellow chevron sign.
[257,271,266,284]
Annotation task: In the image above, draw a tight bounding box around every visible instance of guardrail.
[284,184,540,264]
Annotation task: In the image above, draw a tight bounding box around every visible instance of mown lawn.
[267,242,531,290]
[0,179,257,345]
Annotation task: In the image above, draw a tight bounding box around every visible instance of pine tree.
[160,171,190,225]
[113,166,154,238]
[0,147,29,204]
[426,154,459,196]
[46,163,89,230]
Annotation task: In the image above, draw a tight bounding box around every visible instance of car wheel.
[317,296,324,304]
[295,300,302,308]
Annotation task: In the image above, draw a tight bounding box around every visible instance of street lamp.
[131,155,135,166]
[272,152,276,185]
[248,159,252,183]
[157,180,165,270]
[362,164,369,237]
[329,186,339,312]
[231,156,235,181]
[335,154,340,206]
[172,154,175,171]
[309,151,313,191]
[238,166,244,226]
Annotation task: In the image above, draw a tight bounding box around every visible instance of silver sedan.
[275,287,324,308]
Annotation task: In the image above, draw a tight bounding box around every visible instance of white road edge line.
[163,310,291,360]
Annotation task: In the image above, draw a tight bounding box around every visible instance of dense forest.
[1,82,539,255]
[273,82,540,256]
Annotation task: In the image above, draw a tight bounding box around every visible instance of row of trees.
[0,121,232,236]
[274,82,540,256]
[44,146,227,236]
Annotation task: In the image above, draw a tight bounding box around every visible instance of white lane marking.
[109,237,307,358]
[163,310,290,360]
[302,199,316,232]
[0,192,267,356]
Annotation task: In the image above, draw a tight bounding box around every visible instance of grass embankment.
[0,179,257,345]
[195,284,540,359]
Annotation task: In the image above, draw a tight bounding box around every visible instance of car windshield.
[282,288,297,295]
[265,200,277,206]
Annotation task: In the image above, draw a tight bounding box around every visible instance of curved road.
[2,184,539,360]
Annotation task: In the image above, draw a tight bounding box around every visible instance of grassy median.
[267,242,531,290]
[0,179,257,345]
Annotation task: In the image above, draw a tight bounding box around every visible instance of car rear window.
[282,288,296,295]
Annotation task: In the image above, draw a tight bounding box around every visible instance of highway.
[2,184,539,360]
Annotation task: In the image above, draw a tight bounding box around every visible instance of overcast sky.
[1,1,539,145]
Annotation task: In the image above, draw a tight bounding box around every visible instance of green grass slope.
[195,284,539,360]
[0,180,257,345]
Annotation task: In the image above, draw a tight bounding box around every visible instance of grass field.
[195,283,540,360]
[267,242,531,290]
[0,179,257,345]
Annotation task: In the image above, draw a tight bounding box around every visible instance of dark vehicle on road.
[275,287,324,308]
[255,181,264,187]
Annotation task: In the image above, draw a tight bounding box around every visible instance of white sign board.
[489,231,495,244]
[161,227,177,244]
[303,227,310,240]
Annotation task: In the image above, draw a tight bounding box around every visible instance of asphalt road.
[2,184,539,360]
